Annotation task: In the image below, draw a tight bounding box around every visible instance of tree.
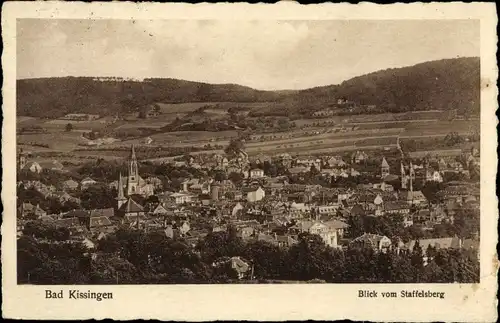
[17,236,90,284]
[285,233,342,281]
[79,183,117,210]
[65,123,73,132]
[228,172,244,185]
[410,240,424,281]
[224,139,245,158]
[444,132,464,147]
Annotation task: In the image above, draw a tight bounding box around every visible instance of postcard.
[2,2,498,321]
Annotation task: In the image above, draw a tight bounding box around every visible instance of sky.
[17,19,479,90]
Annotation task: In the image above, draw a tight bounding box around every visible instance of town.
[17,131,480,284]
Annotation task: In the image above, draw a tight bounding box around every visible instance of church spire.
[400,161,407,189]
[130,144,137,161]
[118,172,125,199]
[117,172,127,209]
[127,144,139,196]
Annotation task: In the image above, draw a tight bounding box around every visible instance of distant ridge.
[17,57,479,118]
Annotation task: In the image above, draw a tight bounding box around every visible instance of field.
[16,108,479,163]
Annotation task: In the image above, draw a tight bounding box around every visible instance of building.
[291,219,348,248]
[400,190,427,206]
[23,161,43,173]
[115,146,154,208]
[381,157,390,177]
[38,160,65,172]
[384,201,410,215]
[80,177,97,190]
[352,151,368,164]
[249,168,265,179]
[123,145,154,197]
[63,179,79,191]
[87,216,115,235]
[118,197,145,227]
[350,233,392,253]
[425,168,444,183]
[169,192,194,204]
[151,203,169,216]
[246,186,265,203]
[18,149,27,170]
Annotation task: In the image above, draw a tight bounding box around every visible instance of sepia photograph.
[15,17,483,285]
[2,2,497,321]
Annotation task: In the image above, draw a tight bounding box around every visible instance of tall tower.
[381,157,390,178]
[127,145,139,196]
[400,162,407,189]
[117,172,127,209]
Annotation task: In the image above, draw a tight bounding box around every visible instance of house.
[289,166,310,174]
[80,177,97,190]
[326,156,347,168]
[317,204,340,216]
[276,235,299,248]
[19,202,47,218]
[145,177,163,190]
[213,256,251,280]
[62,179,79,191]
[55,217,88,237]
[237,226,255,240]
[400,190,427,205]
[413,209,431,225]
[90,208,115,219]
[23,161,43,173]
[232,202,244,217]
[118,197,145,218]
[430,205,447,223]
[291,219,348,248]
[246,186,265,203]
[151,203,169,216]
[88,216,115,235]
[373,181,394,192]
[249,168,265,179]
[169,192,194,204]
[405,237,462,255]
[323,219,349,238]
[179,221,191,235]
[384,201,410,215]
[425,169,443,183]
[350,233,392,253]
[349,204,365,217]
[352,151,368,164]
[38,160,64,172]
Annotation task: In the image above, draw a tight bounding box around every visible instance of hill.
[264,57,480,117]
[17,57,479,118]
[16,77,287,118]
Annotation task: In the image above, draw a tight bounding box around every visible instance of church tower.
[409,161,414,193]
[400,162,407,189]
[381,157,390,178]
[127,145,139,196]
[116,172,127,209]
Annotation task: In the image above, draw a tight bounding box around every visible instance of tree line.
[18,223,479,285]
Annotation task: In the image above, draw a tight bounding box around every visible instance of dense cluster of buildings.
[17,142,480,262]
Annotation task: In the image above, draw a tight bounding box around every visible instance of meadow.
[16,108,479,163]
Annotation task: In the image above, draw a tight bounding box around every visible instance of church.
[116,145,155,209]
